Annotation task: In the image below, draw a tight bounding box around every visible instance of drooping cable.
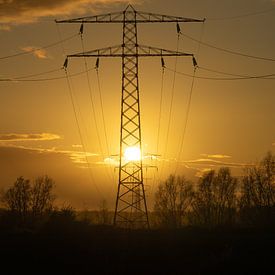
[180,32,275,62]
[175,21,204,174]
[156,65,165,154]
[96,67,115,183]
[80,32,105,160]
[96,68,110,160]
[57,23,103,198]
[64,69,103,198]
[0,34,78,60]
[165,67,275,80]
[174,67,196,174]
[0,67,95,82]
[162,34,180,172]
[79,29,114,185]
[207,6,275,21]
[150,63,165,200]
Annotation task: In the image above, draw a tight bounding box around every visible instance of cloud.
[72,144,83,148]
[200,154,231,159]
[21,46,48,59]
[184,158,251,168]
[0,0,138,25]
[0,133,61,142]
[0,143,98,165]
[0,144,107,208]
[0,24,11,31]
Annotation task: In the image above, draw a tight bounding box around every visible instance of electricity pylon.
[57,5,204,228]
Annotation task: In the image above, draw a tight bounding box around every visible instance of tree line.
[0,152,274,230]
[154,152,275,228]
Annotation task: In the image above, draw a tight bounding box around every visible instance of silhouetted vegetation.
[0,153,274,274]
[154,152,275,229]
[191,167,238,228]
[154,175,194,228]
[240,151,275,227]
[1,175,55,229]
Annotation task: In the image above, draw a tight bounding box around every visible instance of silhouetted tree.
[154,175,194,228]
[192,168,238,227]
[240,152,275,226]
[1,177,31,223]
[1,175,55,225]
[30,176,55,217]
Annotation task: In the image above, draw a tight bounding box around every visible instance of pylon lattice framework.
[57,5,204,228]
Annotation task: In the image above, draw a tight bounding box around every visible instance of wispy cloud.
[200,154,231,159]
[0,143,98,165]
[184,158,251,168]
[0,24,11,31]
[72,144,83,148]
[21,46,48,59]
[0,133,61,142]
[0,0,138,25]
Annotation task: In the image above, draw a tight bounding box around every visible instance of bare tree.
[30,176,55,217]
[192,168,238,227]
[240,152,275,225]
[191,170,215,227]
[2,177,31,222]
[1,175,55,224]
[154,175,194,228]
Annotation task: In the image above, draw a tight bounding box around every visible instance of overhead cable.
[207,6,275,21]
[0,34,78,60]
[180,32,275,62]
[166,67,275,80]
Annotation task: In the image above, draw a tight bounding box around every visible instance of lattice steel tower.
[57,5,204,228]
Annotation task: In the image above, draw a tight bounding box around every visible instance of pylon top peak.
[125,4,135,11]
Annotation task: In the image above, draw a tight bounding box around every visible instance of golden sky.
[0,0,274,209]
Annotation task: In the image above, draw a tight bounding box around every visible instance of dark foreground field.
[1,223,275,275]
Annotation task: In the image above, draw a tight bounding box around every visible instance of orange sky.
[0,0,274,209]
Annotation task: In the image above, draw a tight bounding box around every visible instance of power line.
[57,23,103,199]
[64,69,103,198]
[175,68,197,174]
[0,67,95,82]
[207,6,275,21]
[199,66,251,77]
[156,66,165,155]
[175,23,204,174]
[162,34,180,168]
[180,32,275,62]
[2,64,274,83]
[0,34,78,60]
[96,69,110,159]
[4,68,62,80]
[80,33,114,185]
[80,34,105,159]
[96,68,116,184]
[166,67,275,80]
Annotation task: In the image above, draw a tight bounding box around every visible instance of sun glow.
[124,146,141,162]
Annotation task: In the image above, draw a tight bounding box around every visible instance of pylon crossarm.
[55,11,123,23]
[135,11,205,23]
[138,45,193,57]
[66,44,193,59]
[67,45,122,58]
[56,6,204,24]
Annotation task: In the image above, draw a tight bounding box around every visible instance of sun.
[124,146,141,162]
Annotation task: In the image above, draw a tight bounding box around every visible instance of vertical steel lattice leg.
[114,7,149,229]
